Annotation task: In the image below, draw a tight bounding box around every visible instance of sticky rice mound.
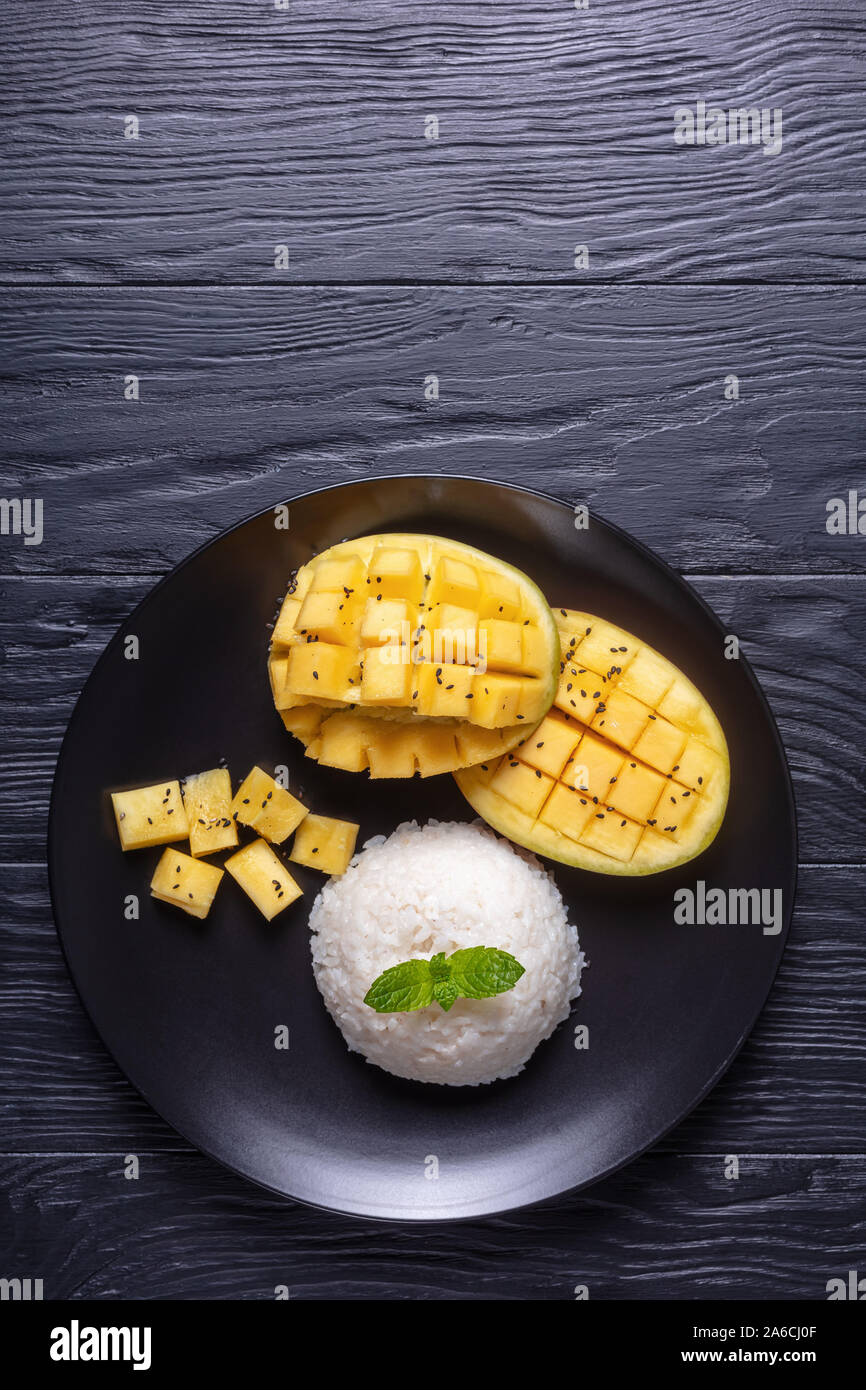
[309,820,585,1086]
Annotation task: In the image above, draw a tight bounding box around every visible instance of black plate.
[49,476,796,1220]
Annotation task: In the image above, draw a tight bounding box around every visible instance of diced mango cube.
[471,671,526,728]
[521,714,580,779]
[650,781,698,841]
[286,641,359,700]
[521,625,552,678]
[575,621,636,676]
[426,603,479,667]
[314,714,369,772]
[427,555,481,610]
[231,766,308,844]
[308,554,366,593]
[296,589,362,645]
[478,569,521,620]
[360,597,415,647]
[657,678,703,731]
[368,546,425,602]
[269,655,290,706]
[631,716,687,775]
[414,660,475,717]
[608,760,667,823]
[366,724,418,778]
[360,644,413,705]
[111,780,189,851]
[490,758,554,817]
[151,848,223,920]
[415,723,461,776]
[579,810,643,862]
[554,664,603,724]
[566,731,624,797]
[479,618,524,673]
[290,813,359,875]
[673,736,724,794]
[590,687,650,750]
[225,839,302,921]
[279,705,324,741]
[538,782,596,842]
[272,598,301,646]
[182,768,238,857]
[617,646,674,707]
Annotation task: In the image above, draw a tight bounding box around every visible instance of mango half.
[455,610,730,875]
[268,534,560,777]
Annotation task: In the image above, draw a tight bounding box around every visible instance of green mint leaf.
[364,947,525,1014]
[432,977,460,1012]
[448,946,525,1000]
[363,959,433,1014]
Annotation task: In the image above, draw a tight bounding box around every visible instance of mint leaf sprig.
[364,946,525,1014]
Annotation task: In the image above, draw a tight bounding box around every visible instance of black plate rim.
[47,473,799,1223]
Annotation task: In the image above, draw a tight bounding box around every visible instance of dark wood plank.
[2,288,865,575]
[1,572,862,862]
[2,863,864,1153]
[2,1151,863,1298]
[2,2,864,283]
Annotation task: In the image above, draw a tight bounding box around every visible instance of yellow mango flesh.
[455,610,730,875]
[268,534,559,777]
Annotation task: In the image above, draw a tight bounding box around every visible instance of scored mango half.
[455,610,730,875]
[268,534,560,778]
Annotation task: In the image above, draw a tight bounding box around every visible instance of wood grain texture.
[2,863,864,1153]
[1,1,864,283]
[1,1152,863,1298]
[2,287,865,576]
[1,573,864,863]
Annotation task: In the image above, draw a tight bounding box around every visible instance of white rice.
[309,820,585,1086]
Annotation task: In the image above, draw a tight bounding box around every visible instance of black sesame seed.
[560,608,567,616]
[698,776,703,784]
[596,812,604,819]
[446,683,454,691]
[535,769,542,779]
[242,798,250,804]
[536,741,544,748]
[610,776,617,783]
[648,819,656,826]
[313,671,319,679]
[516,714,525,719]
[312,847,319,853]
[621,820,627,827]
[167,808,174,814]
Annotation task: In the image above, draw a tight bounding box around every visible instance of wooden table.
[2,0,864,1299]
